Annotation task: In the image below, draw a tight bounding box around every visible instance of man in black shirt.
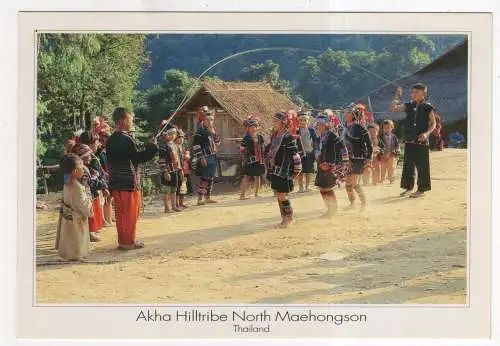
[392,83,437,198]
[106,107,158,250]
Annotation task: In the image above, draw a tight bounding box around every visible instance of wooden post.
[43,175,49,195]
[217,159,223,177]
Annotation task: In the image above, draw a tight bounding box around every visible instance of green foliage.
[37,33,149,164]
[240,60,308,107]
[133,69,199,133]
[141,176,155,197]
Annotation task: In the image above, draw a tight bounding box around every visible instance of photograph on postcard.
[34,32,469,305]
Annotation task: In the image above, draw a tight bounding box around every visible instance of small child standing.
[363,123,384,185]
[379,120,400,183]
[159,125,182,213]
[74,143,109,242]
[239,116,266,199]
[57,154,93,261]
[175,129,189,209]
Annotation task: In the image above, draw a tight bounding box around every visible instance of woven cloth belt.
[60,202,74,221]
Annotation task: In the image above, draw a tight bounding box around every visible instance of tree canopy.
[37,33,149,162]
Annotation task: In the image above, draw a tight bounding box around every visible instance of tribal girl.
[191,109,221,205]
[159,124,182,213]
[239,116,266,200]
[343,104,373,210]
[296,111,318,193]
[265,112,302,228]
[314,114,350,218]
[73,143,109,242]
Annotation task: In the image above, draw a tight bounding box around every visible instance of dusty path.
[36,149,467,304]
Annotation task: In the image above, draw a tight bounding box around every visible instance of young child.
[159,125,182,213]
[296,111,317,193]
[379,119,400,183]
[79,131,111,228]
[343,104,373,211]
[74,143,108,242]
[57,153,93,261]
[314,114,350,218]
[175,129,189,208]
[239,116,266,199]
[363,123,384,185]
[97,130,113,226]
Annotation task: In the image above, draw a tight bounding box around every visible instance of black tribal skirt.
[242,162,265,177]
[350,159,367,175]
[301,152,315,174]
[315,170,337,189]
[271,175,294,193]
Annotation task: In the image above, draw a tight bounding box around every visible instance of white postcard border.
[0,1,496,345]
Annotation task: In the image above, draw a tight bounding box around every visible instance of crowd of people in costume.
[53,82,447,260]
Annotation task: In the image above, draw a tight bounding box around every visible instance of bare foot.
[400,189,413,197]
[360,203,367,212]
[344,203,356,211]
[410,191,425,198]
[279,217,294,228]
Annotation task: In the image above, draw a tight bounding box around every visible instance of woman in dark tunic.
[239,116,266,199]
[343,104,373,210]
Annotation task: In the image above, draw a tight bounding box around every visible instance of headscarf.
[73,143,92,159]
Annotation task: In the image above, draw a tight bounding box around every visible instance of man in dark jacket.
[106,107,158,250]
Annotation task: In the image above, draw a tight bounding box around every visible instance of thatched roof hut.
[362,38,468,126]
[175,79,298,156]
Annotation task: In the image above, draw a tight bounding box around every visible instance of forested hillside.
[140,34,463,91]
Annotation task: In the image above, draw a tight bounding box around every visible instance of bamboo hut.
[173,79,299,161]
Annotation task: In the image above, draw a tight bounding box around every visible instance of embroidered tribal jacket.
[158,142,180,174]
[316,130,350,179]
[265,130,302,180]
[191,126,221,170]
[240,132,265,165]
[343,123,373,161]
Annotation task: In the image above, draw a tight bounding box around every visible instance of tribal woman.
[72,142,109,242]
[265,112,302,228]
[343,104,373,210]
[191,109,221,205]
[296,111,318,193]
[158,124,182,213]
[314,114,350,218]
[239,116,266,200]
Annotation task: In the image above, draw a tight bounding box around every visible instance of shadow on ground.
[227,228,466,304]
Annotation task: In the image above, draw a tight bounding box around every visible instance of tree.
[133,69,199,135]
[240,60,307,107]
[37,33,149,163]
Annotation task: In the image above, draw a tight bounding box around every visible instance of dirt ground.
[35,149,467,304]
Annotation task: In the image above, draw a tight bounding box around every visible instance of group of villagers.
[54,103,402,261]
[239,105,401,228]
